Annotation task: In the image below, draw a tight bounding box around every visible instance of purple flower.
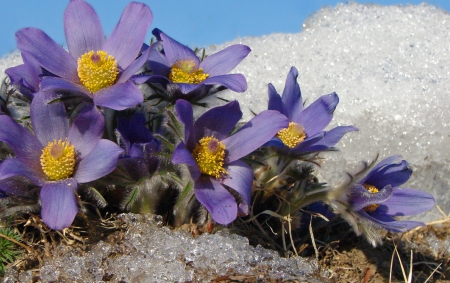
[15,0,153,110]
[267,67,357,155]
[350,156,434,230]
[144,29,251,98]
[0,91,123,230]
[332,156,435,245]
[116,113,160,179]
[171,100,288,224]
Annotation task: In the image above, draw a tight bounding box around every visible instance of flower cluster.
[0,0,434,251]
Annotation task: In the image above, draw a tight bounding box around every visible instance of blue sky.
[1,0,449,58]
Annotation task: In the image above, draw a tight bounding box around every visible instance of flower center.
[77,50,118,93]
[276,122,306,148]
[192,136,227,178]
[40,139,76,181]
[362,184,380,212]
[169,60,209,84]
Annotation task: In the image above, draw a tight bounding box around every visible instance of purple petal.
[147,41,170,76]
[223,110,288,163]
[172,142,201,180]
[380,188,435,216]
[194,176,237,225]
[41,77,91,99]
[40,179,78,230]
[290,132,325,153]
[281,66,303,121]
[175,99,194,146]
[194,100,242,142]
[0,114,42,167]
[104,2,153,69]
[0,177,32,197]
[117,47,150,84]
[93,82,143,110]
[64,0,105,59]
[349,184,393,212]
[68,104,104,159]
[31,91,69,146]
[16,28,78,82]
[200,44,251,76]
[177,83,201,94]
[300,126,358,152]
[361,210,425,232]
[267,83,285,115]
[363,156,412,188]
[73,140,123,183]
[0,158,45,186]
[202,74,247,92]
[159,31,199,67]
[221,160,253,216]
[6,51,41,93]
[295,92,339,136]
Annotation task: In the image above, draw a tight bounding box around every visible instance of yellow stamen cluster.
[276,122,306,148]
[192,136,227,178]
[169,60,209,84]
[362,184,380,212]
[77,50,118,93]
[40,139,76,181]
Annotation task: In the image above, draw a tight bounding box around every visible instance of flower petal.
[281,66,303,120]
[6,51,41,94]
[93,82,143,110]
[177,83,201,94]
[147,41,171,76]
[31,91,69,145]
[40,179,78,230]
[221,160,253,216]
[41,77,91,99]
[64,0,105,59]
[202,74,247,92]
[300,126,358,152]
[0,177,33,197]
[200,44,251,76]
[194,100,242,142]
[0,158,45,186]
[380,188,435,216]
[295,92,339,136]
[361,210,425,232]
[223,110,288,163]
[16,28,78,81]
[194,176,237,225]
[117,47,150,84]
[172,142,201,181]
[363,157,412,188]
[175,99,194,147]
[0,115,42,167]
[267,83,284,115]
[158,31,199,67]
[349,184,393,212]
[73,140,123,183]
[104,2,153,69]
[68,104,104,159]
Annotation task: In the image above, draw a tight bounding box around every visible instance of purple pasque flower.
[171,99,288,224]
[116,113,160,179]
[0,91,123,230]
[144,28,251,98]
[267,66,357,155]
[332,156,435,245]
[15,0,152,110]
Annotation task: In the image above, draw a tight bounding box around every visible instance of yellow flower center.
[168,60,209,84]
[362,184,380,212]
[40,139,76,181]
[276,122,306,148]
[77,50,118,93]
[192,136,227,178]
